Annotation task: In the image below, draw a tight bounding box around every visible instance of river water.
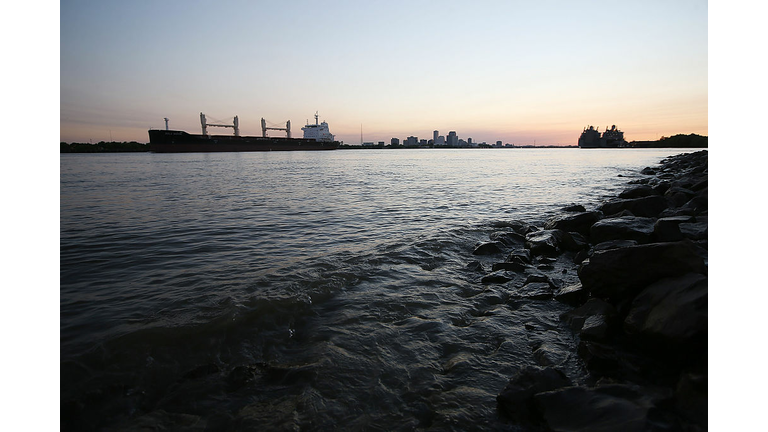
[60,148,690,430]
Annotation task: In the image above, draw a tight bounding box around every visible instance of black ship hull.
[148,130,339,153]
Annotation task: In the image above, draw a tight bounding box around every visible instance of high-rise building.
[433,130,439,144]
[447,131,458,146]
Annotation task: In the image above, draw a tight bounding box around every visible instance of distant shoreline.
[60,135,707,153]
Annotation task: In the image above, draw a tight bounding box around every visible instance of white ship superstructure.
[302,112,335,142]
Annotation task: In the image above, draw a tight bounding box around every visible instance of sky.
[60,0,708,145]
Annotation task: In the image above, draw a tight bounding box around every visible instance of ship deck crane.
[200,113,240,136]
[261,118,291,138]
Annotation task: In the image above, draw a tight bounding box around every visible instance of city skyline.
[61,1,708,146]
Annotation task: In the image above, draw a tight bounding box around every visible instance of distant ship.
[578,125,628,148]
[149,112,340,152]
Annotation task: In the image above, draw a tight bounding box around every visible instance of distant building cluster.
[361,129,519,148]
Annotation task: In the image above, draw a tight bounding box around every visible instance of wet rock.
[561,298,617,332]
[590,216,656,244]
[524,273,552,286]
[507,248,532,265]
[534,384,666,432]
[496,366,571,422]
[604,208,636,218]
[580,314,610,340]
[466,260,484,272]
[680,195,708,215]
[641,167,656,175]
[652,181,671,195]
[472,241,504,255]
[481,271,514,284]
[573,249,589,265]
[619,184,659,199]
[624,273,707,346]
[679,221,708,240]
[489,231,526,247]
[525,229,566,257]
[554,283,587,306]
[491,220,538,236]
[533,343,570,366]
[577,340,621,375]
[562,204,586,212]
[653,216,693,242]
[578,241,707,302]
[600,195,668,218]
[561,231,589,252]
[545,211,601,236]
[691,179,707,192]
[591,239,638,252]
[665,186,696,208]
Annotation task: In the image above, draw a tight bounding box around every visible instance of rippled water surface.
[60,148,690,430]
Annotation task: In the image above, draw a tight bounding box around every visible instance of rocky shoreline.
[471,150,707,431]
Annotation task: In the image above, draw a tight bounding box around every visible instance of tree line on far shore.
[60,141,150,153]
[628,133,707,148]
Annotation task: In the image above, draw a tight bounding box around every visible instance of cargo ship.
[149,112,340,152]
[578,125,628,148]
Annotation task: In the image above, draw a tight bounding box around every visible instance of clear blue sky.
[61,0,708,145]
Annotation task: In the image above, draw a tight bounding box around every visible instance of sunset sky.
[60,0,707,145]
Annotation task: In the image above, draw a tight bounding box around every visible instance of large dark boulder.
[545,211,601,236]
[496,366,571,422]
[600,195,668,218]
[665,186,696,208]
[590,216,656,244]
[534,384,669,432]
[624,273,707,346]
[679,221,708,240]
[562,204,587,212]
[592,239,638,252]
[578,241,707,302]
[619,185,659,199]
[653,216,694,242]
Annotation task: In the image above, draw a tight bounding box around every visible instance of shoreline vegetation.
[59,134,706,153]
[475,150,707,430]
